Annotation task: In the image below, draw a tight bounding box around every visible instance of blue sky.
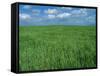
[19,4,96,26]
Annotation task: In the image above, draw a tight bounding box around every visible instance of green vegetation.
[19,26,96,71]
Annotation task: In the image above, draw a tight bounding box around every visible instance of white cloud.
[44,9,58,14]
[80,8,87,15]
[57,12,71,18]
[32,9,40,15]
[71,8,87,16]
[23,5,31,9]
[47,12,71,19]
[19,13,31,20]
[48,14,56,19]
[87,16,95,22]
[61,7,72,10]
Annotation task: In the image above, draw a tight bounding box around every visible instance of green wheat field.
[19,26,96,71]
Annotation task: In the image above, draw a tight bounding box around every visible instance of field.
[19,26,96,71]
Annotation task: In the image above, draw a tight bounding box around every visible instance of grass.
[19,26,96,71]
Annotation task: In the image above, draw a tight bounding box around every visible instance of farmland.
[19,26,96,71]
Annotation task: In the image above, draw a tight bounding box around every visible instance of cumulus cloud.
[87,16,95,22]
[48,14,56,19]
[71,8,88,17]
[19,13,31,20]
[47,12,71,19]
[57,13,71,18]
[80,8,87,15]
[23,5,31,9]
[44,9,58,14]
[61,7,72,10]
[32,9,40,15]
